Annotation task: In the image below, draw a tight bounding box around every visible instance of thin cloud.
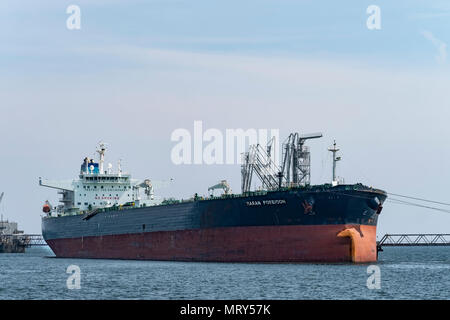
[421,30,447,64]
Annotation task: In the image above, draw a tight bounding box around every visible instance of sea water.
[0,246,449,300]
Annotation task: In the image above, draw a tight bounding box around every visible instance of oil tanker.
[40,133,386,263]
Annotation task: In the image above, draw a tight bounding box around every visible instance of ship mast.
[0,192,4,232]
[96,142,107,175]
[118,159,122,177]
[328,140,341,184]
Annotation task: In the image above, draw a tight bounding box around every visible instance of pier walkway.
[0,234,47,247]
[377,233,450,251]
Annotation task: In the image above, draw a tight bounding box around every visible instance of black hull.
[43,184,386,240]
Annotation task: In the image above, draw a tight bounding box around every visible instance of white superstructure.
[40,143,162,216]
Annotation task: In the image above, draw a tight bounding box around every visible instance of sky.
[0,0,449,235]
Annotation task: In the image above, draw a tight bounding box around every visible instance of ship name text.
[246,199,286,206]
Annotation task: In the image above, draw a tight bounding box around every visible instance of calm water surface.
[0,246,449,299]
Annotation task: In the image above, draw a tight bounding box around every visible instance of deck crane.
[241,132,322,193]
[208,180,231,196]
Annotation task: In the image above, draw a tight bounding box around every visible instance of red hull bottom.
[46,224,377,263]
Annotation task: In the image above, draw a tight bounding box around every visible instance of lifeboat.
[42,202,52,213]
